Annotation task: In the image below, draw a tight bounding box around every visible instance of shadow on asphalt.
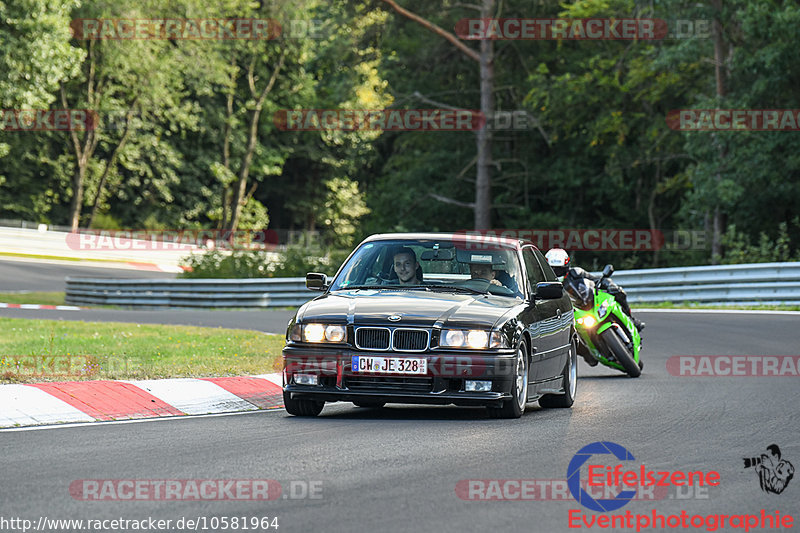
[279,403,565,421]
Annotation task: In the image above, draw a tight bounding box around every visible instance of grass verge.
[0,318,284,384]
[0,292,66,306]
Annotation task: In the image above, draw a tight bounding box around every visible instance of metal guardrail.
[65,262,800,308]
[65,277,314,308]
[611,262,800,305]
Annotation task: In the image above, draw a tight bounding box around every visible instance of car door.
[533,247,573,374]
[521,246,563,381]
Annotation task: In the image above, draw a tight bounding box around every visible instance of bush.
[721,220,800,264]
[180,246,350,279]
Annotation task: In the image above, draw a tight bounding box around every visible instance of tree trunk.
[380,0,489,228]
[474,0,495,230]
[87,108,134,228]
[710,0,728,264]
[69,163,87,231]
[226,51,285,232]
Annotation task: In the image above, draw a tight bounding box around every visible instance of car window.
[522,246,546,289]
[533,247,558,281]
[330,239,524,298]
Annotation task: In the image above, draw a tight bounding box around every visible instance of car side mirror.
[602,264,614,278]
[534,281,563,300]
[306,272,328,291]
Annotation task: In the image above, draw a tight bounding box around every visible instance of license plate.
[351,356,427,375]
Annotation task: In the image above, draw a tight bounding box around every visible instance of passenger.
[469,262,502,286]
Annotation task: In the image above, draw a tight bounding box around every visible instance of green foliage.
[721,221,800,265]
[180,246,349,279]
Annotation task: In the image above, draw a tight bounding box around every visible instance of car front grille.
[392,329,429,351]
[355,327,430,352]
[355,328,391,350]
[344,376,433,393]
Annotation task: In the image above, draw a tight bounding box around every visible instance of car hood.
[296,289,522,329]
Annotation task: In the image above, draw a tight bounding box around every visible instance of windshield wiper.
[428,285,485,295]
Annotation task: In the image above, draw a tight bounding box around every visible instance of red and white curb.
[0,303,82,311]
[0,373,283,428]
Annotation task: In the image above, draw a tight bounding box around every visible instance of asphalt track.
[2,310,798,533]
[0,257,176,292]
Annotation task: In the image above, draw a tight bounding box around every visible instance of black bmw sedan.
[282,233,577,418]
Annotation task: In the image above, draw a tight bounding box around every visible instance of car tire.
[283,391,324,416]
[487,340,529,419]
[600,328,641,378]
[353,401,386,408]
[539,338,577,408]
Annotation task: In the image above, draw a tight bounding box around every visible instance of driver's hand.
[490,279,502,286]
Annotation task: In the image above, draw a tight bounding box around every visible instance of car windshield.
[329,238,524,298]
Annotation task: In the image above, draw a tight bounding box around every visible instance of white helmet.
[545,248,570,278]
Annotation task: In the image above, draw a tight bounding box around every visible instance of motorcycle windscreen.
[565,277,595,310]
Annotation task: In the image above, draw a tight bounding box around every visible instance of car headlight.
[597,300,610,319]
[298,323,347,343]
[442,329,465,347]
[441,329,505,349]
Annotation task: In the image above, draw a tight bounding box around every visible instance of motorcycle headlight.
[597,300,610,319]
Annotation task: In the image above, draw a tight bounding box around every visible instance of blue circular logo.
[567,441,637,512]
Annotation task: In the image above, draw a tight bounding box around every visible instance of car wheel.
[487,340,528,419]
[539,338,577,408]
[283,391,324,416]
[600,328,641,378]
[353,401,386,408]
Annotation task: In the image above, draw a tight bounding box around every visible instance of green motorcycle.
[564,265,642,378]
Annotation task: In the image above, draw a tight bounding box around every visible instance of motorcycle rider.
[545,248,645,332]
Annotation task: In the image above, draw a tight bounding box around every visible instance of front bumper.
[282,345,517,407]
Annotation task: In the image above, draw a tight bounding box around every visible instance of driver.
[392,247,423,285]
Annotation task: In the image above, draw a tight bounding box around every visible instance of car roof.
[361,232,535,250]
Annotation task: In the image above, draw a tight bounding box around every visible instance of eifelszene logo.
[568,441,637,512]
[567,441,721,512]
[744,444,794,495]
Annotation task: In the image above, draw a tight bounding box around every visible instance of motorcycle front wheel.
[600,328,641,378]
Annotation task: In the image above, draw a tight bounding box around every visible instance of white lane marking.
[637,308,800,315]
[251,373,283,388]
[0,408,279,432]
[124,378,258,415]
[0,385,95,427]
